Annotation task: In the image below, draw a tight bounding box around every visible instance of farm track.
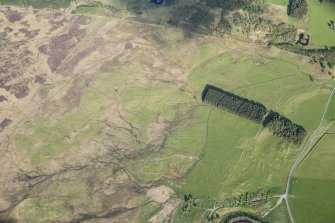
[285,86,335,223]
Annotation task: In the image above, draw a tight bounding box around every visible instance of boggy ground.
[0,4,334,223]
[0,5,212,222]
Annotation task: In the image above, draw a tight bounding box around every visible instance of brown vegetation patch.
[0,118,12,131]
[5,80,30,99]
[35,75,47,85]
[69,15,91,33]
[38,44,48,54]
[59,76,94,112]
[0,32,34,98]
[56,44,95,76]
[4,27,13,33]
[0,96,7,102]
[0,8,22,23]
[47,29,87,72]
[18,28,40,39]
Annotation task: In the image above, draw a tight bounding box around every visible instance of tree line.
[202,85,307,145]
[220,211,266,223]
[274,43,335,69]
[262,111,307,146]
[202,85,268,123]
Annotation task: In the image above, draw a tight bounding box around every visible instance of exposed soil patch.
[146,186,173,203]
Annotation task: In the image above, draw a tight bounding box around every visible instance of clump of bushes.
[202,85,268,123]
[262,111,307,146]
[287,0,308,18]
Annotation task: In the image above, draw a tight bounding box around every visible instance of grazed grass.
[307,0,335,47]
[291,133,335,223]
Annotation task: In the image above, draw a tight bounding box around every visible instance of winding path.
[285,86,335,223]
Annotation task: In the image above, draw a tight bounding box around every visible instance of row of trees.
[203,85,307,145]
[274,43,335,69]
[262,111,307,146]
[202,85,268,123]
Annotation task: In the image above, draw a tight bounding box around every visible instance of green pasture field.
[290,132,335,223]
[127,46,331,207]
[307,0,335,47]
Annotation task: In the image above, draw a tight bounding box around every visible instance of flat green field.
[291,132,335,223]
[307,0,335,47]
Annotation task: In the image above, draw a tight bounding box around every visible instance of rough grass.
[137,202,162,223]
[264,201,290,223]
[13,79,112,164]
[307,0,335,47]
[17,196,72,223]
[267,0,288,6]
[0,0,70,9]
[121,84,194,125]
[99,0,131,10]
